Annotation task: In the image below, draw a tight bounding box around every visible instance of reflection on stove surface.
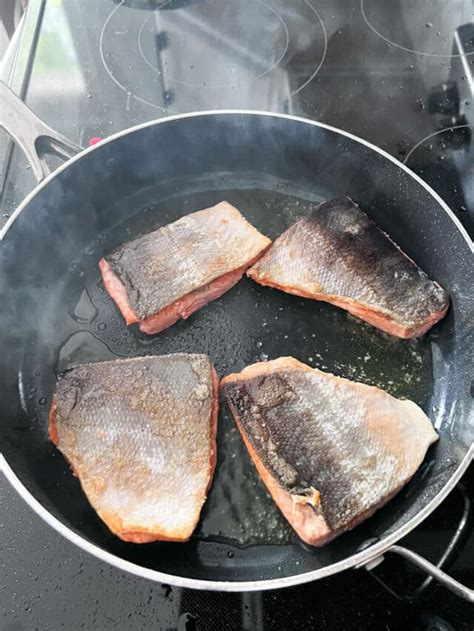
[2,0,474,238]
[100,0,327,112]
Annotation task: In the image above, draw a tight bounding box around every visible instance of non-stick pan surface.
[0,113,472,590]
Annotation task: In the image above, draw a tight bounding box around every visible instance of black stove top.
[1,0,474,237]
[0,0,473,628]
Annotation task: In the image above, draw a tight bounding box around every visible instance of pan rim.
[1,110,473,590]
[2,448,473,591]
[1,109,473,251]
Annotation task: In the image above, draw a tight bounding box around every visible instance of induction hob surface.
[0,1,473,629]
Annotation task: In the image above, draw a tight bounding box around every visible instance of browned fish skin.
[102,201,271,332]
[49,354,218,543]
[248,197,449,338]
[221,357,438,546]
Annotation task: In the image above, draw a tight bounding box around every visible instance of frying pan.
[0,82,473,598]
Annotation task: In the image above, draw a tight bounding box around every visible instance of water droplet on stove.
[227,550,235,558]
[98,322,107,331]
[415,98,425,111]
[425,22,433,28]
[465,101,471,106]
[259,352,269,361]
[70,288,98,325]
[35,370,41,376]
[462,75,467,81]
[256,341,263,348]
[436,31,441,36]
[39,397,47,406]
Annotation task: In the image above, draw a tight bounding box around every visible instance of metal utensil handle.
[387,545,473,602]
[0,81,81,182]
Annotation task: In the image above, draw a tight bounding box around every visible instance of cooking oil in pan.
[25,185,435,548]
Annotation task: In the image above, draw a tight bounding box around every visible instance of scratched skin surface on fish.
[221,357,438,545]
[105,201,271,320]
[248,197,449,338]
[49,354,217,543]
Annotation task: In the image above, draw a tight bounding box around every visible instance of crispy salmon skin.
[248,197,449,338]
[49,354,218,543]
[221,357,438,546]
[100,201,271,334]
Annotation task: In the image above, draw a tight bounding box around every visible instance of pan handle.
[0,81,82,183]
[385,545,473,602]
[364,544,474,602]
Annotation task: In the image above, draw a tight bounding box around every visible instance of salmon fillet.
[100,201,271,335]
[247,197,449,338]
[221,357,438,546]
[49,354,218,543]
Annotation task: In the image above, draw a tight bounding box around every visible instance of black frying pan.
[0,83,472,596]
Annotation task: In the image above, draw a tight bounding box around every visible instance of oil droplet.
[227,550,235,558]
[259,352,269,361]
[98,322,107,331]
[35,370,41,377]
[55,331,121,373]
[70,288,98,325]
[39,397,47,406]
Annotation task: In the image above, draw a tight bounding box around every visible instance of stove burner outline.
[361,0,474,59]
[404,124,473,163]
[100,0,169,112]
[138,0,291,89]
[290,0,327,98]
[100,0,327,112]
